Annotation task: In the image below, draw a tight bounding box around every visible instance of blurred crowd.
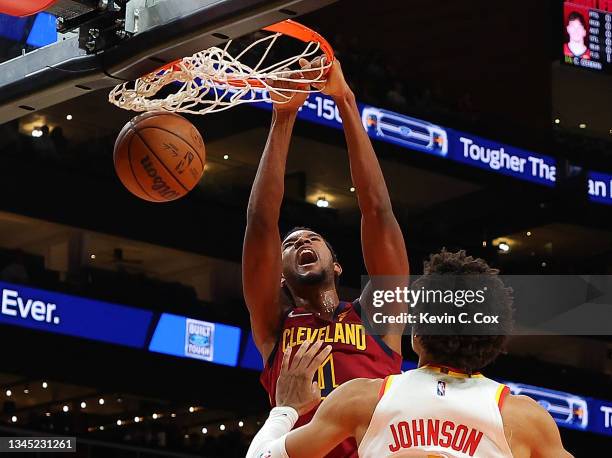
[3,412,252,457]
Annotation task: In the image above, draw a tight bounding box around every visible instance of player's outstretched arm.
[284,377,380,458]
[308,58,409,352]
[246,339,381,458]
[502,395,574,458]
[243,72,309,360]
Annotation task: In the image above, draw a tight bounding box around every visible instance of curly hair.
[412,249,514,373]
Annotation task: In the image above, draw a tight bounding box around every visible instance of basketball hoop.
[108,20,334,115]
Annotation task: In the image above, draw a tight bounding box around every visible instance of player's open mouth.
[297,247,318,266]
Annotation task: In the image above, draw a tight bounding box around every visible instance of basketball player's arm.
[247,339,380,458]
[283,378,380,457]
[243,74,308,360]
[503,395,574,458]
[247,379,382,458]
[310,59,409,351]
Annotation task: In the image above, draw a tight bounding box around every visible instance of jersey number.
[317,353,338,398]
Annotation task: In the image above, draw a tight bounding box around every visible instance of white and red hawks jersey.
[358,365,513,458]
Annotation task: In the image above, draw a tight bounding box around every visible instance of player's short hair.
[567,11,586,27]
[412,249,514,373]
[282,226,338,263]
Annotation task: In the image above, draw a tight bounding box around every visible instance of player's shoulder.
[336,377,384,397]
[503,394,544,418]
[502,395,566,445]
[502,394,574,457]
[502,394,545,426]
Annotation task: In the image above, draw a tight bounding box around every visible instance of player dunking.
[247,250,574,458]
[242,58,409,457]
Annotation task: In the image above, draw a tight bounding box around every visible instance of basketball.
[113,111,206,202]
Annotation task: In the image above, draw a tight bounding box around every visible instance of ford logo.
[399,126,411,137]
[189,334,209,346]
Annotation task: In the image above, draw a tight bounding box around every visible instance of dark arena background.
[0,0,611,456]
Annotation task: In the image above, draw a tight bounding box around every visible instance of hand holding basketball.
[275,339,332,415]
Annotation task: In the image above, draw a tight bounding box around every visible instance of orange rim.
[155,19,334,89]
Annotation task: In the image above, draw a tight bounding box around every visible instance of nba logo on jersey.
[185,318,215,361]
[437,380,446,396]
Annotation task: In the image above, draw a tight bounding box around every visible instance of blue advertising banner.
[447,130,557,187]
[239,333,264,371]
[249,93,557,186]
[149,313,241,367]
[0,282,242,367]
[590,397,612,436]
[587,170,612,205]
[0,281,153,348]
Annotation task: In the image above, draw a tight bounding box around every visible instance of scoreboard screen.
[562,1,612,72]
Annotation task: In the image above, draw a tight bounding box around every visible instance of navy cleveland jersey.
[261,300,402,458]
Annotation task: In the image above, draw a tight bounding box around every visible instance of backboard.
[0,0,338,123]
[0,0,58,17]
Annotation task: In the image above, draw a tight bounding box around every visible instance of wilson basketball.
[113,111,206,202]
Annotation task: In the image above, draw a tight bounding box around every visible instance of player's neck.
[417,356,476,375]
[294,288,340,320]
[417,354,435,369]
[569,40,586,54]
[418,354,458,371]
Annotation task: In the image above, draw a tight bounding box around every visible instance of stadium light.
[62,405,69,412]
[554,118,560,124]
[11,416,17,423]
[42,381,48,389]
[152,413,159,420]
[220,424,226,431]
[202,427,208,434]
[98,398,105,405]
[80,402,86,409]
[238,421,244,427]
[134,417,140,423]
[189,406,195,413]
[5,390,11,397]
[116,420,122,426]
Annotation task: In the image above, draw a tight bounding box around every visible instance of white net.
[108,30,332,115]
